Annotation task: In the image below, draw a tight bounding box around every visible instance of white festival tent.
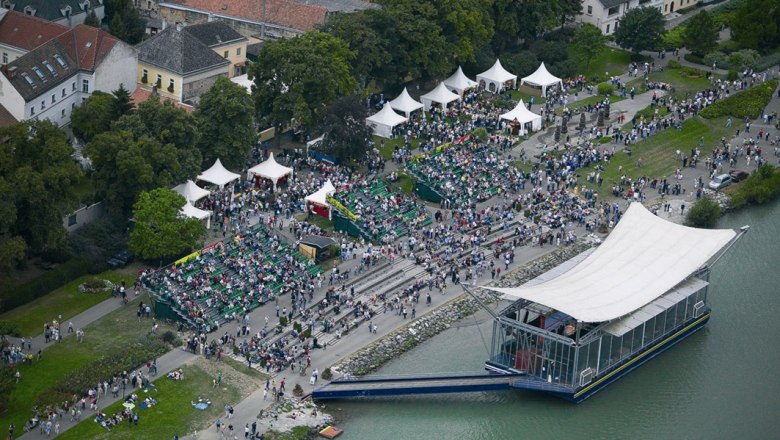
[389,88,424,117]
[520,62,563,96]
[197,158,241,189]
[480,203,736,323]
[476,59,517,93]
[230,74,253,94]
[180,201,211,229]
[499,99,542,135]
[366,104,408,138]
[247,152,293,189]
[444,66,478,95]
[420,82,460,111]
[172,179,210,204]
[304,179,336,219]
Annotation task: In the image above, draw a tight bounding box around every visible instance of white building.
[1,0,105,28]
[579,0,689,35]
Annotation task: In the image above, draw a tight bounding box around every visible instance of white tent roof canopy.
[180,201,211,220]
[520,62,562,91]
[304,179,336,206]
[248,152,293,184]
[173,179,210,203]
[197,158,241,188]
[481,203,736,323]
[477,59,517,92]
[366,104,408,138]
[420,82,460,110]
[230,74,253,94]
[444,66,477,94]
[389,88,424,116]
[499,99,542,124]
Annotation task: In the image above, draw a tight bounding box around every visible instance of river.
[331,200,780,439]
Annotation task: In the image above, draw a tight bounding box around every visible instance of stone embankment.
[333,239,598,377]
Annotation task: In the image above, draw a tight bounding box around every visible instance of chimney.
[175,22,183,31]
[7,66,17,79]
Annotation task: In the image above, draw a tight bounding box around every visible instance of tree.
[320,95,373,164]
[683,11,718,57]
[730,0,780,53]
[614,7,666,54]
[195,77,256,171]
[129,188,205,261]
[84,8,100,28]
[728,49,761,70]
[112,84,134,118]
[685,197,722,228]
[250,31,357,132]
[70,91,117,143]
[105,0,145,44]
[433,0,495,65]
[557,0,583,29]
[571,24,606,70]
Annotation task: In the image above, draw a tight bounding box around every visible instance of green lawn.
[647,68,714,99]
[374,136,421,160]
[556,93,626,115]
[0,264,141,336]
[508,89,547,105]
[574,47,642,83]
[0,294,176,433]
[390,172,415,194]
[57,361,255,440]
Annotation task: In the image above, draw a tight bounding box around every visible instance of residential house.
[0,9,69,64]
[663,0,700,14]
[0,24,137,127]
[183,21,247,78]
[0,0,105,28]
[135,24,230,104]
[579,0,681,35]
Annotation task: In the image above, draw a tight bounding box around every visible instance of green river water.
[331,200,780,440]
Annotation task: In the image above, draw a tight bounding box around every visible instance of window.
[606,24,610,33]
[41,100,45,110]
[32,66,46,81]
[168,78,175,90]
[42,60,57,76]
[51,94,56,103]
[68,214,77,226]
[2,52,6,64]
[587,5,592,14]
[30,106,35,116]
[54,54,68,68]
[62,88,66,97]
[82,79,89,92]
[236,47,241,56]
[608,5,619,15]
[72,81,76,91]
[223,50,228,58]
[61,109,66,118]
[156,73,161,87]
[21,72,35,87]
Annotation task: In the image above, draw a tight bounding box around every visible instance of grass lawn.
[508,89,547,105]
[648,68,714,99]
[0,264,142,337]
[1,294,176,432]
[304,214,333,232]
[57,359,260,440]
[389,172,415,194]
[574,47,643,83]
[579,116,730,195]
[374,136,421,160]
[556,94,626,115]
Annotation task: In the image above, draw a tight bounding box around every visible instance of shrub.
[717,39,742,55]
[503,51,539,78]
[473,127,489,142]
[292,322,303,333]
[0,320,21,337]
[667,59,682,69]
[681,66,705,77]
[703,51,728,69]
[685,197,722,228]
[161,330,177,344]
[700,80,778,119]
[551,60,578,80]
[728,49,761,70]
[597,83,614,96]
[663,25,687,49]
[599,136,613,144]
[730,165,780,208]
[0,258,91,313]
[532,40,569,64]
[321,368,333,380]
[279,316,288,327]
[292,383,304,397]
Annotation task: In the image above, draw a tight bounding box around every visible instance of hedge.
[0,258,91,313]
[699,80,778,120]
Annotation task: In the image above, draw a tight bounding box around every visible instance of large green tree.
[614,7,666,54]
[683,11,718,57]
[70,85,134,143]
[195,77,256,171]
[105,0,145,44]
[0,121,82,271]
[433,0,495,65]
[250,31,357,132]
[731,0,780,53]
[557,0,583,29]
[571,24,606,70]
[685,197,722,228]
[129,188,205,261]
[492,0,559,50]
[320,95,373,164]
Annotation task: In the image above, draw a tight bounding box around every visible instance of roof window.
[42,61,57,76]
[32,66,46,81]
[21,72,35,87]
[53,54,68,68]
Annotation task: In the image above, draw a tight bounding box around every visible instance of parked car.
[107,250,134,269]
[729,169,749,183]
[708,174,732,190]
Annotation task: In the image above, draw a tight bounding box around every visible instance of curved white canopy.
[304,179,336,206]
[173,179,211,203]
[477,59,517,93]
[481,203,736,323]
[366,104,408,138]
[520,62,563,95]
[389,88,424,117]
[248,152,293,187]
[197,158,240,189]
[499,99,542,134]
[444,66,477,95]
[420,82,460,111]
[180,201,211,229]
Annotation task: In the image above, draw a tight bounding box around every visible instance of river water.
[332,201,780,439]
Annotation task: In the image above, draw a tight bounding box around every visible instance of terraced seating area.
[141,223,323,329]
[331,179,431,243]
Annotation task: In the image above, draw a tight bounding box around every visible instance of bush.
[531,40,569,64]
[685,197,722,228]
[730,165,780,208]
[65,216,128,274]
[0,258,91,313]
[700,80,778,119]
[321,368,333,380]
[279,316,288,327]
[551,59,578,80]
[681,66,706,77]
[667,59,682,69]
[473,127,489,142]
[663,25,687,49]
[292,383,304,397]
[597,83,614,96]
[0,320,21,337]
[503,51,539,78]
[599,136,613,144]
[162,330,177,344]
[292,322,303,333]
[727,70,739,81]
[717,39,742,55]
[728,49,761,70]
[755,53,780,71]
[703,51,728,69]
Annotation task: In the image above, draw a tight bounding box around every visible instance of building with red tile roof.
[0,9,69,64]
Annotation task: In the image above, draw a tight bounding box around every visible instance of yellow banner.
[326,195,358,221]
[175,250,201,265]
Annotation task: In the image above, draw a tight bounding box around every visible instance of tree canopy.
[730,0,780,53]
[70,85,134,143]
[614,7,666,54]
[571,24,606,70]
[129,188,205,261]
[320,95,374,164]
[195,77,256,171]
[683,11,718,57]
[685,197,721,228]
[105,0,145,44]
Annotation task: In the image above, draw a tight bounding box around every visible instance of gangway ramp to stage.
[311,373,524,400]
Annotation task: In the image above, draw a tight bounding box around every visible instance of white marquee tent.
[304,179,336,219]
[480,203,736,323]
[366,104,408,138]
[230,74,253,94]
[247,152,293,189]
[173,179,210,204]
[420,82,460,111]
[180,201,211,229]
[444,66,477,95]
[389,88,424,117]
[477,59,517,93]
[520,62,563,96]
[197,158,241,189]
[499,100,543,135]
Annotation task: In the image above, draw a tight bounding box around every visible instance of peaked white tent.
[499,100,543,135]
[366,104,408,138]
[480,203,736,323]
[247,152,293,189]
[444,66,477,95]
[173,179,211,204]
[420,82,460,111]
[520,62,563,96]
[389,88,424,117]
[180,201,211,229]
[477,59,517,93]
[304,179,336,219]
[197,158,241,189]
